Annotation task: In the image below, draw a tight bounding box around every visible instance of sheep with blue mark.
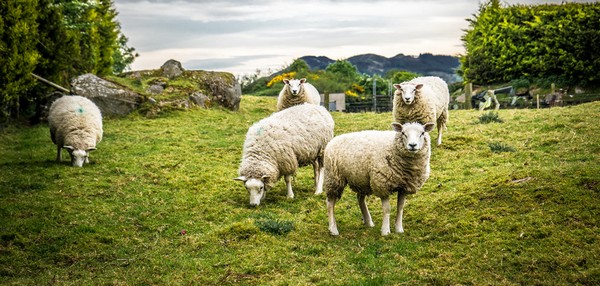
[235,103,334,206]
[48,95,103,167]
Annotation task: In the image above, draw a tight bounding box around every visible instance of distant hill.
[300,53,461,83]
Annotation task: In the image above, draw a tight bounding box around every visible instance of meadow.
[0,95,599,285]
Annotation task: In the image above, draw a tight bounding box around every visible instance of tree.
[461,1,600,86]
[325,60,359,80]
[0,0,39,120]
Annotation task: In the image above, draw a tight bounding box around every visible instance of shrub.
[478,112,503,123]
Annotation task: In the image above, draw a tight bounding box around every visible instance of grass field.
[1,96,599,285]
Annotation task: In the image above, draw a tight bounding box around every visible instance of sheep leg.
[436,124,443,145]
[56,145,62,162]
[313,161,324,195]
[395,193,407,233]
[357,193,374,227]
[327,196,339,235]
[381,197,391,236]
[285,175,294,199]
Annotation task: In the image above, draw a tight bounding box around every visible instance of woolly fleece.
[276,79,321,111]
[238,103,334,202]
[48,95,103,166]
[392,76,449,145]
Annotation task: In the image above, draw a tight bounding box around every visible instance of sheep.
[48,95,103,167]
[325,122,434,236]
[276,78,322,111]
[235,103,334,206]
[393,76,449,145]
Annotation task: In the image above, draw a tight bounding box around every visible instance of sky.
[113,0,586,77]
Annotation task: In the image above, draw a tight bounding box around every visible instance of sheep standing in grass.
[235,103,334,206]
[325,122,434,236]
[277,78,321,111]
[393,76,449,145]
[48,95,103,167]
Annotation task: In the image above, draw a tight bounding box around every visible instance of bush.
[478,112,504,123]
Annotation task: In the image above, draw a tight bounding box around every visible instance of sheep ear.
[87,147,97,152]
[391,122,403,132]
[424,122,435,132]
[63,145,74,151]
[283,79,289,85]
[261,175,270,183]
[393,84,402,89]
[415,84,423,90]
[299,78,306,84]
[234,176,247,182]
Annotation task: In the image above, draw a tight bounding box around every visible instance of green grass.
[1,96,599,285]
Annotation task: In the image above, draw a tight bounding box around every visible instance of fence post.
[324,93,330,111]
[465,82,472,110]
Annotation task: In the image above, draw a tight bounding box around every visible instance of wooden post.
[324,93,330,111]
[465,82,472,110]
[536,94,540,109]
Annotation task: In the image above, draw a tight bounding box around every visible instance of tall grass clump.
[1,96,599,285]
[478,111,503,123]
[489,142,515,153]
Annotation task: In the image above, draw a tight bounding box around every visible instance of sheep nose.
[408,143,417,149]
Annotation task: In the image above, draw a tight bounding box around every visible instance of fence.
[345,95,393,113]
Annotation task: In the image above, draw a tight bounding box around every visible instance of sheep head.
[64,145,96,167]
[393,83,423,105]
[391,122,434,153]
[283,78,307,96]
[234,175,270,206]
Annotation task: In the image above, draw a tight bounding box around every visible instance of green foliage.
[461,1,600,86]
[325,59,359,80]
[0,0,136,121]
[478,111,504,123]
[0,0,40,120]
[388,70,421,84]
[253,214,295,236]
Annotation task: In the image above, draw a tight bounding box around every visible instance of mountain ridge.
[299,53,461,82]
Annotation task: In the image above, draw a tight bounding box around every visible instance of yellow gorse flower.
[267,72,297,87]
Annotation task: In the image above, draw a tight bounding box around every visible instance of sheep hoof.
[329,229,339,236]
[396,227,404,233]
[381,229,391,236]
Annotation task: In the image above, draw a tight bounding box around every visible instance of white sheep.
[48,95,103,167]
[393,76,449,145]
[325,122,434,236]
[235,103,334,206]
[276,78,322,111]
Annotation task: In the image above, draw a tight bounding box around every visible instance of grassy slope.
[0,96,598,285]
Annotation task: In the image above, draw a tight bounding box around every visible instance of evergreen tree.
[0,0,40,120]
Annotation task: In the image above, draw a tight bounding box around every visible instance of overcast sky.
[114,0,587,76]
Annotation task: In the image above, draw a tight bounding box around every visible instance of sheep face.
[65,146,95,167]
[392,122,434,153]
[235,176,267,206]
[394,83,423,105]
[283,78,306,96]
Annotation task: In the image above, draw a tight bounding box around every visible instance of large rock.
[161,59,184,79]
[71,73,144,116]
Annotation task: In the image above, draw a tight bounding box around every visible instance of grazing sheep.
[393,76,449,145]
[48,95,103,167]
[276,78,322,111]
[325,122,434,236]
[235,103,334,206]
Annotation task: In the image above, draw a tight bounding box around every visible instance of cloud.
[114,0,577,75]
